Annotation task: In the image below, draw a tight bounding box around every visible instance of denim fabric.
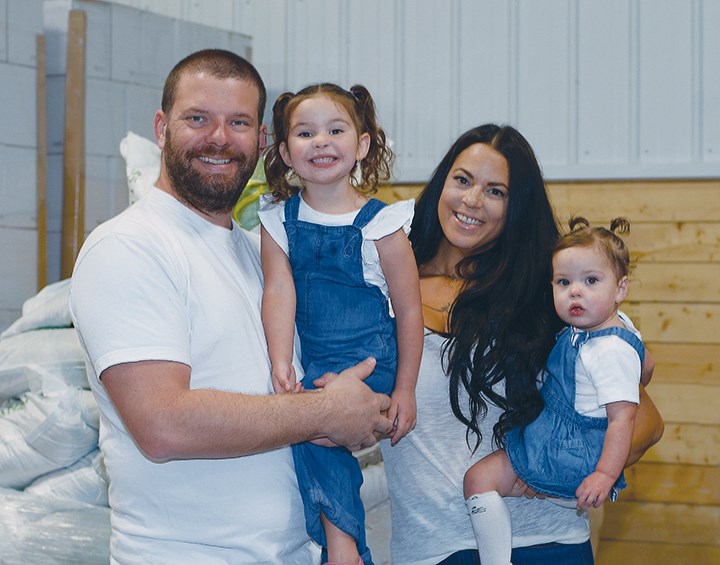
[285,194,397,565]
[440,540,594,564]
[505,326,645,499]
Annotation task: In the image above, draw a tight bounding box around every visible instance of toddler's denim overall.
[284,194,397,565]
[505,326,645,500]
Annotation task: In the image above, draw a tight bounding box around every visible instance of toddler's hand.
[271,363,301,394]
[387,388,416,446]
[575,470,615,509]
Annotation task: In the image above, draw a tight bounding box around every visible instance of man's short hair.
[161,49,267,124]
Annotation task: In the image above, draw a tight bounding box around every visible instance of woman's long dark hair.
[412,124,562,450]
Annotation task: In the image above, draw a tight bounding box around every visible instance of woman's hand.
[626,384,664,466]
[640,349,655,386]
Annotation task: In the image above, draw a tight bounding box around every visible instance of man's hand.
[312,357,393,451]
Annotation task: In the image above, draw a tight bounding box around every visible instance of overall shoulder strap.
[589,326,646,363]
[284,193,301,221]
[352,198,387,229]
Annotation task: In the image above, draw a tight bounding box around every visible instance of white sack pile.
[0,280,110,564]
[0,486,110,564]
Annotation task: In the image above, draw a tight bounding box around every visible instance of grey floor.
[359,450,392,565]
[366,498,392,565]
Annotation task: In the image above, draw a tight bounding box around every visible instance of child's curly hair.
[263,83,394,202]
[554,216,633,279]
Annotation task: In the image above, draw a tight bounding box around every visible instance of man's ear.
[154,111,168,149]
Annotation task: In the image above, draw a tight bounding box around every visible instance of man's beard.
[164,130,259,216]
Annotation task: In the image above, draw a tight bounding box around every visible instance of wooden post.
[36,34,48,290]
[60,10,87,279]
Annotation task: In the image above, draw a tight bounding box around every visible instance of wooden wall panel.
[597,541,720,564]
[642,423,719,466]
[548,180,720,222]
[629,303,720,344]
[625,223,720,263]
[380,181,720,223]
[647,343,720,385]
[631,263,720,303]
[622,462,720,505]
[600,501,719,545]
[648,383,720,425]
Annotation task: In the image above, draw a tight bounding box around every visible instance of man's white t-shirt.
[69,189,317,564]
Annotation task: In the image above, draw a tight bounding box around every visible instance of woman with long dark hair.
[380,124,663,564]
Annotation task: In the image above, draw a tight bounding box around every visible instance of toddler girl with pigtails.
[258,83,423,565]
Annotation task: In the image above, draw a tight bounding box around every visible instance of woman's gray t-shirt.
[380,329,589,565]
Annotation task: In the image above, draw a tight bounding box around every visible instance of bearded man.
[69,49,392,564]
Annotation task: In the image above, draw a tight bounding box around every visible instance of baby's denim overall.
[505,326,645,500]
[284,194,397,565]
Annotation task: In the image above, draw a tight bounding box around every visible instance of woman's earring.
[285,167,304,188]
[349,161,363,189]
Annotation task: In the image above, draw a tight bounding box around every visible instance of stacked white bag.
[0,134,158,562]
[0,280,108,501]
[0,368,99,489]
[0,280,111,563]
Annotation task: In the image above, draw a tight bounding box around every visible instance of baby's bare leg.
[464,450,518,565]
[464,449,519,498]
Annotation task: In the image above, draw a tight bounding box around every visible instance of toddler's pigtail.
[609,217,630,236]
[558,216,633,278]
[608,217,634,278]
[349,84,394,194]
[264,92,299,201]
[567,216,590,232]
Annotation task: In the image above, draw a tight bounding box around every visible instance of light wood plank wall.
[377,179,720,563]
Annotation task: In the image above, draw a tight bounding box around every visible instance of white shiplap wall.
[1,0,718,331]
[106,0,720,181]
[247,0,720,181]
[42,0,252,285]
[0,0,43,330]
[1,0,253,332]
